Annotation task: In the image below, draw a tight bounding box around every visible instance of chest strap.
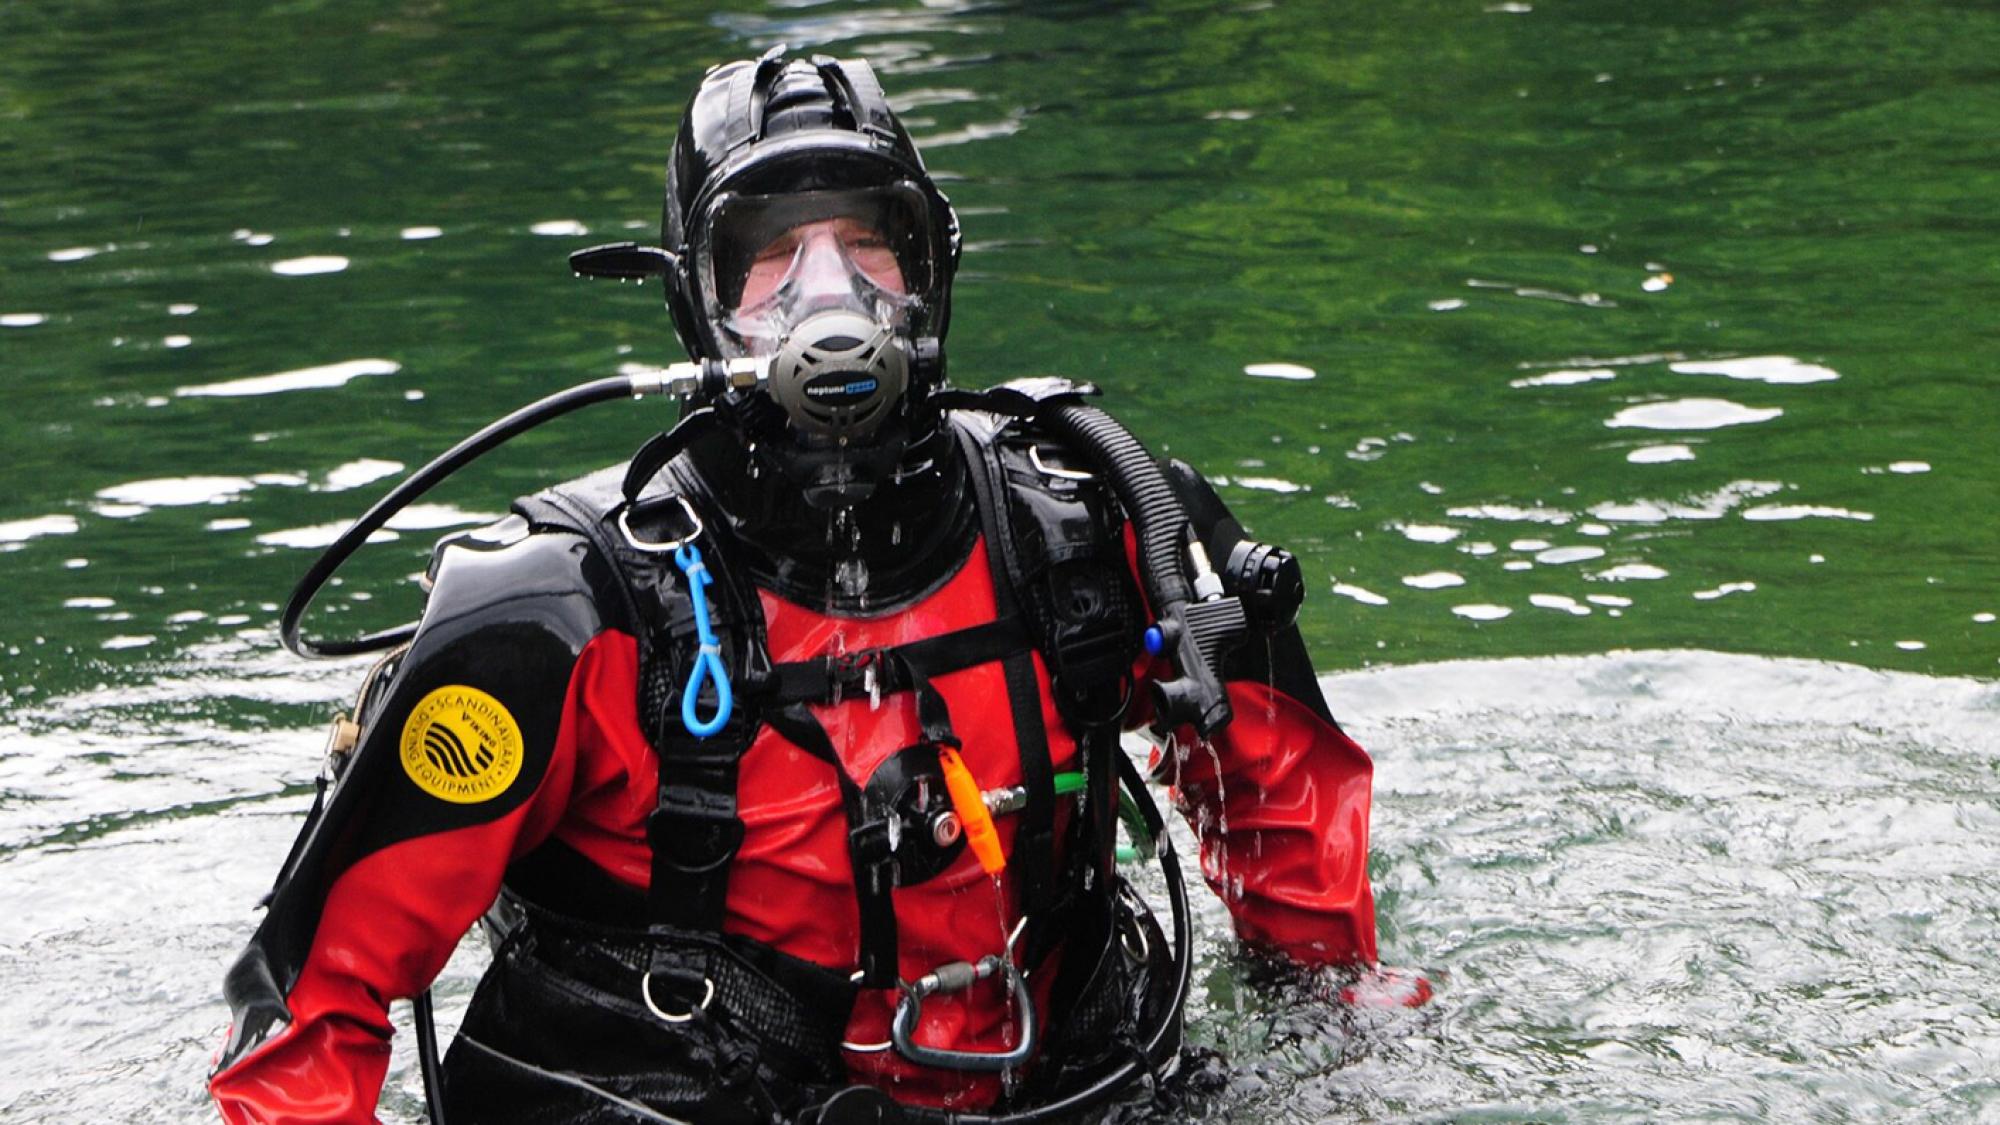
[765,617,1030,706]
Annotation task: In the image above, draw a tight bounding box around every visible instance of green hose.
[1050,770,1153,865]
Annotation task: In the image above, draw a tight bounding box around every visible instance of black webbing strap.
[645,745,747,932]
[765,617,1032,706]
[761,703,900,990]
[619,465,766,935]
[951,419,1059,919]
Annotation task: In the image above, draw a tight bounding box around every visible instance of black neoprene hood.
[661,52,963,360]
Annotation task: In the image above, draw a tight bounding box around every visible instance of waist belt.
[512,899,856,1086]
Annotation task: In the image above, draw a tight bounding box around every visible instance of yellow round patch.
[398,685,524,804]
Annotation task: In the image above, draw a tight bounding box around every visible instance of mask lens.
[736,216,908,312]
[698,184,935,355]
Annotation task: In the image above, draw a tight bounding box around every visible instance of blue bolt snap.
[675,543,732,737]
[1142,624,1164,657]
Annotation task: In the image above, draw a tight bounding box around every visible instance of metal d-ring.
[617,494,704,553]
[1117,908,1151,966]
[1028,443,1095,481]
[640,972,714,1024]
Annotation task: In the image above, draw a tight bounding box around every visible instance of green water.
[3,1,1997,1121]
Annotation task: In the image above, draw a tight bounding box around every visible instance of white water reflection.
[1445,503,1574,524]
[256,522,399,549]
[1530,593,1591,615]
[2,312,49,328]
[1231,476,1307,494]
[0,515,80,544]
[254,504,499,550]
[1403,572,1466,589]
[1510,367,1614,388]
[388,504,502,530]
[321,459,404,492]
[1593,563,1669,580]
[1589,479,1784,523]
[1395,523,1461,544]
[1668,355,1838,384]
[1452,603,1512,619]
[1535,545,1605,565]
[95,476,258,508]
[1606,398,1783,430]
[1627,444,1696,464]
[1693,581,1756,600]
[1741,504,1874,522]
[530,220,589,236]
[1243,362,1316,381]
[177,358,402,398]
[1333,582,1389,606]
[270,255,350,276]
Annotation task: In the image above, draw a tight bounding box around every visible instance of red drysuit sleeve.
[1161,679,1379,967]
[206,638,647,1124]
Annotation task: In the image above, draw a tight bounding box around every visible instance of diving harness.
[281,254,1305,1124]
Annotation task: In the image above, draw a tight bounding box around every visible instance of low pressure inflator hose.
[675,543,733,737]
[281,358,767,659]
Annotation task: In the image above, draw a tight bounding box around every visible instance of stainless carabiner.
[888,951,1037,1072]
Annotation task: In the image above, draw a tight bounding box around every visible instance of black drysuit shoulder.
[218,525,612,1071]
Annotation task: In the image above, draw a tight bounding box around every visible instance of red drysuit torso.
[210,535,1376,1124]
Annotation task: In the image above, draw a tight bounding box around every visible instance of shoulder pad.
[243,529,611,1007]
[936,377,1100,421]
[992,375,1100,404]
[511,463,628,536]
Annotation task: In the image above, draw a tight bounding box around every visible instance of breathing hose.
[1033,403,1192,609]
[280,359,763,660]
[279,375,640,658]
[1031,400,1244,736]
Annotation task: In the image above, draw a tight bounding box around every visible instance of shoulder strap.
[949,414,1059,922]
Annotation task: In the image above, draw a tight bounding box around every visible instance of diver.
[209,50,1401,1125]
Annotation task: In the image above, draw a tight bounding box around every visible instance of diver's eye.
[737,236,803,310]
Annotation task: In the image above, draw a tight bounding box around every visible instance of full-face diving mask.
[694,182,940,444]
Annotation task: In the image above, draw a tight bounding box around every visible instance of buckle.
[826,649,887,708]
